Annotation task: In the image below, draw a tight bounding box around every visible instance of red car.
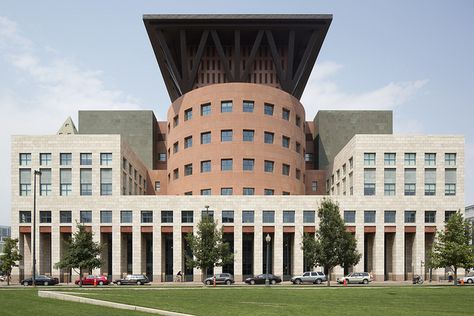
[75,275,109,286]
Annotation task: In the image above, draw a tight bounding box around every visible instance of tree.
[0,238,22,286]
[185,215,233,281]
[429,211,474,285]
[302,198,361,286]
[54,223,102,287]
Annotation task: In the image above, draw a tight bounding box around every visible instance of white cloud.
[0,16,143,225]
[301,61,428,119]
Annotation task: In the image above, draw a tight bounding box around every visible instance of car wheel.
[250,280,255,285]
[99,281,104,286]
[226,280,231,285]
[44,281,49,286]
[294,279,301,285]
[137,281,142,285]
[23,281,29,286]
[117,281,121,285]
[271,279,276,285]
[205,280,211,285]
[316,278,322,285]
[363,279,368,284]
[468,279,473,284]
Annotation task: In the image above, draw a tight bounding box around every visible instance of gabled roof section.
[143,14,332,101]
[57,116,78,135]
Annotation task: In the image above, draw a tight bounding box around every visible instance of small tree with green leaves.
[0,238,22,286]
[54,223,102,287]
[302,198,361,286]
[429,211,474,285]
[185,216,233,282]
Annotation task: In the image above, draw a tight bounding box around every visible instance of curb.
[38,290,195,316]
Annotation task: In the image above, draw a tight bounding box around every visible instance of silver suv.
[337,272,372,284]
[291,271,327,284]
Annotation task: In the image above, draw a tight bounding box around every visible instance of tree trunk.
[454,267,458,286]
[79,267,83,287]
[327,267,331,287]
[7,272,10,286]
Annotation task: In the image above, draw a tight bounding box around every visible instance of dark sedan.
[21,275,59,286]
[245,274,282,285]
[113,274,150,285]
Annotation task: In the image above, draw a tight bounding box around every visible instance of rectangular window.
[221,187,233,195]
[59,210,72,223]
[364,168,376,196]
[181,210,193,223]
[243,159,254,171]
[173,115,179,127]
[184,108,193,121]
[296,169,301,180]
[404,168,416,196]
[283,210,295,223]
[282,191,290,195]
[364,210,376,223]
[201,160,211,173]
[100,168,112,195]
[404,153,416,166]
[445,153,456,166]
[40,153,51,166]
[262,211,275,223]
[282,108,290,120]
[282,136,290,148]
[155,181,160,192]
[243,129,254,142]
[384,153,396,165]
[404,210,416,223]
[243,187,255,195]
[19,211,32,223]
[100,153,112,166]
[39,169,51,196]
[364,153,376,166]
[242,210,254,223]
[425,211,436,223]
[445,210,456,222]
[201,131,211,144]
[222,210,234,223]
[424,168,436,196]
[264,160,274,173]
[201,103,211,116]
[173,142,179,153]
[445,168,456,196]
[19,169,31,196]
[201,210,214,220]
[200,188,211,195]
[221,130,233,142]
[305,153,313,162]
[140,211,153,223]
[264,189,274,195]
[184,136,193,149]
[80,168,92,196]
[264,103,274,115]
[173,168,179,179]
[243,100,254,112]
[303,210,315,223]
[384,210,396,223]
[159,153,167,161]
[184,163,193,176]
[221,100,233,112]
[344,211,356,223]
[425,153,436,166]
[161,211,173,223]
[80,210,92,223]
[384,168,396,196]
[295,115,301,127]
[40,211,52,223]
[100,210,112,223]
[19,153,31,166]
[60,153,72,166]
[184,191,192,195]
[80,153,92,165]
[282,164,290,176]
[311,181,318,192]
[221,159,233,171]
[264,132,274,144]
[295,142,301,153]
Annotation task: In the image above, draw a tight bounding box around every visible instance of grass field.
[1,286,473,315]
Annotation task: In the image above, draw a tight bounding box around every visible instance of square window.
[243,187,254,195]
[364,153,376,166]
[181,210,193,223]
[445,210,456,222]
[282,164,290,176]
[283,210,295,223]
[80,210,92,223]
[263,211,275,223]
[60,153,72,166]
[201,160,211,173]
[19,211,31,223]
[221,159,233,171]
[344,211,356,223]
[243,100,254,113]
[282,136,290,148]
[100,153,112,166]
[222,210,234,223]
[201,132,211,144]
[303,210,315,223]
[200,188,211,195]
[384,153,396,165]
[282,108,290,121]
[141,211,153,223]
[425,153,436,166]
[184,164,193,176]
[264,189,274,195]
[384,210,396,223]
[80,153,92,165]
[424,211,436,223]
[161,210,173,223]
[264,132,274,144]
[40,211,52,223]
[19,153,31,166]
[264,103,274,116]
[184,136,193,149]
[264,160,274,173]
[201,103,211,116]
[221,187,233,195]
[121,210,132,223]
[305,153,313,162]
[243,159,254,171]
[405,153,416,165]
[40,153,52,166]
[184,108,193,121]
[159,153,167,161]
[221,100,233,112]
[404,210,416,223]
[364,210,376,223]
[243,130,254,142]
[201,209,214,220]
[221,130,233,142]
[445,153,456,166]
[100,210,112,223]
[242,210,254,223]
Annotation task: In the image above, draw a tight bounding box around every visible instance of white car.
[460,272,474,284]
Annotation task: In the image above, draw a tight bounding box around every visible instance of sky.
[0,0,473,226]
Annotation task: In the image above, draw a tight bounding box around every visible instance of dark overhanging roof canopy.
[143,14,332,101]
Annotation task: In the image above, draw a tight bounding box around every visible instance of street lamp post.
[265,234,271,287]
[32,170,42,287]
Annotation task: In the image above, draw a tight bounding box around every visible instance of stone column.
[132,223,142,275]
[274,228,283,277]
[374,226,385,281]
[354,225,365,273]
[414,226,425,277]
[91,224,101,276]
[254,225,263,275]
[393,228,405,281]
[111,225,122,280]
[234,225,243,282]
[173,226,182,276]
[51,226,61,279]
[293,226,304,276]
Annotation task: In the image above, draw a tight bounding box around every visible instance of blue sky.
[0,0,473,225]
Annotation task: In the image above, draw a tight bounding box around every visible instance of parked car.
[113,274,150,285]
[291,271,327,285]
[245,274,282,285]
[204,273,235,285]
[75,275,109,286]
[21,275,59,286]
[459,272,474,284]
[337,272,372,284]
[0,275,6,282]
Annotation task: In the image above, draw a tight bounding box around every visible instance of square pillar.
[293,227,304,276]
[152,226,162,283]
[132,225,142,274]
[173,226,182,276]
[254,226,263,275]
[51,226,61,279]
[274,228,283,277]
[111,226,122,280]
[374,227,385,281]
[233,225,243,282]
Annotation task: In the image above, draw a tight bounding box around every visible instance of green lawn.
[69,286,473,315]
[0,288,150,316]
